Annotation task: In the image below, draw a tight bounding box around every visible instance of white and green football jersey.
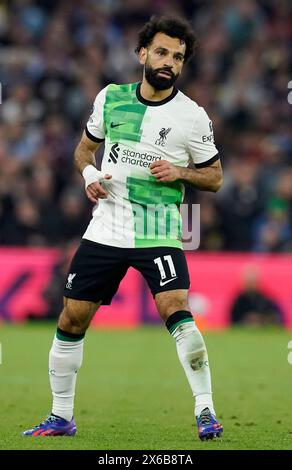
[83,82,219,249]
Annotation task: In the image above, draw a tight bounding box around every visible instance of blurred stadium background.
[0,0,292,450]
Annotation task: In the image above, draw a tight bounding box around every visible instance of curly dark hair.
[135,15,197,63]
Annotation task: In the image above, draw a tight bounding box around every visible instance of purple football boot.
[196,407,223,440]
[23,414,76,436]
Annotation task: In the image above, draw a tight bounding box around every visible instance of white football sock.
[171,321,215,417]
[49,336,84,422]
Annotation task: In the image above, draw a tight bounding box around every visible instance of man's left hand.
[150,160,181,182]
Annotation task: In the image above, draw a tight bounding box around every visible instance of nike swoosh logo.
[160,277,178,287]
[110,122,125,128]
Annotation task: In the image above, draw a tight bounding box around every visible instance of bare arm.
[176,160,223,192]
[74,131,103,174]
[150,159,223,192]
[74,131,111,203]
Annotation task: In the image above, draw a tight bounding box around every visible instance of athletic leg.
[23,297,100,436]
[155,289,223,439]
[23,240,128,436]
[49,297,101,422]
[131,246,215,416]
[155,289,215,414]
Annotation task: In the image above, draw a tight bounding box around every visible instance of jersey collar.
[136,82,178,106]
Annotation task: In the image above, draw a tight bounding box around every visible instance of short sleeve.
[85,86,108,142]
[187,107,219,168]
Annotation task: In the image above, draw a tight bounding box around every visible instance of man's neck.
[140,79,174,102]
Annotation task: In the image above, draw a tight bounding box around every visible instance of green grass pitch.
[0,323,291,450]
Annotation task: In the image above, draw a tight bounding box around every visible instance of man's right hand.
[85,174,112,203]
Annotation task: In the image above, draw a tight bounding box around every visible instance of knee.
[169,300,189,315]
[61,307,85,330]
[58,299,98,333]
[156,296,189,321]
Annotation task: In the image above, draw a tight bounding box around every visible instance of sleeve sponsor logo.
[202,134,214,143]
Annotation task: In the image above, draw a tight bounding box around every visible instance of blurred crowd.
[0,0,291,251]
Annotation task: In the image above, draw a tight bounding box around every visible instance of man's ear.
[139,47,147,65]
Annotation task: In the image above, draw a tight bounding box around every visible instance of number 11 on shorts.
[154,255,177,281]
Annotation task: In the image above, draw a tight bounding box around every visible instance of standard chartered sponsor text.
[121,148,161,167]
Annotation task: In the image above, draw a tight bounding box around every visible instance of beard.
[144,63,179,91]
